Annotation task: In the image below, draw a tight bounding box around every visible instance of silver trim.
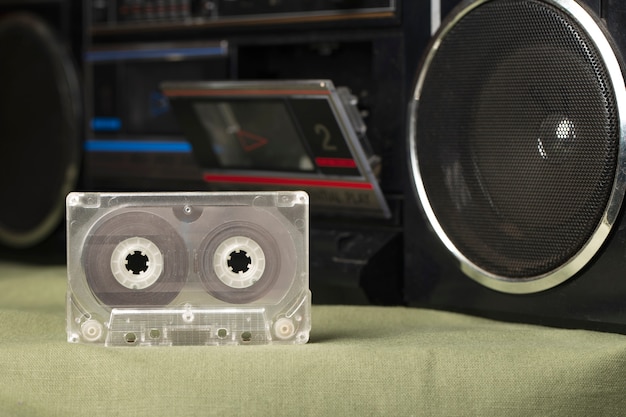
[430,0,441,35]
[408,0,626,294]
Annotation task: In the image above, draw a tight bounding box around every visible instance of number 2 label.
[315,123,337,151]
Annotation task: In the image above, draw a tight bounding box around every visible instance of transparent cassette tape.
[66,191,310,346]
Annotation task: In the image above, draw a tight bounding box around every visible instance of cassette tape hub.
[66,191,310,346]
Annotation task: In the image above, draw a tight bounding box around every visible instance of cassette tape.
[66,191,310,346]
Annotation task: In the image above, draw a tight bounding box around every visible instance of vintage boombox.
[7,0,626,334]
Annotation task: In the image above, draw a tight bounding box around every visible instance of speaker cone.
[409,0,626,293]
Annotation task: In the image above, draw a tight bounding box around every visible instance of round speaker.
[0,13,81,248]
[409,0,626,293]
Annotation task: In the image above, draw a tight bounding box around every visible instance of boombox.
[5,0,626,334]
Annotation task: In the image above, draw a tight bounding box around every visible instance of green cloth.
[0,261,625,416]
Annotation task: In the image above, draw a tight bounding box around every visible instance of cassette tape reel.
[66,191,310,346]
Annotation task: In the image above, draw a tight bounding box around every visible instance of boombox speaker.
[406,0,626,332]
[0,1,82,249]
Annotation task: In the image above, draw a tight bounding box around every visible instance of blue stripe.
[85,46,227,62]
[91,117,122,132]
[85,140,192,153]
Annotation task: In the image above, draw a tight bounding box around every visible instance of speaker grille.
[412,0,622,283]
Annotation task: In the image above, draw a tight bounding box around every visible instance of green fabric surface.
[0,261,626,416]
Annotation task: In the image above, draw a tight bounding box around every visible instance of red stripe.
[315,157,357,168]
[203,174,373,190]
[164,89,331,97]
